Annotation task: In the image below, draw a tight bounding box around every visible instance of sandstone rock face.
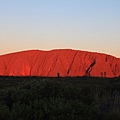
[0,49,120,77]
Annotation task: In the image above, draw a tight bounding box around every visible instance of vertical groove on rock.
[84,60,96,76]
[47,56,58,76]
[30,52,41,76]
[2,55,13,75]
[67,51,78,75]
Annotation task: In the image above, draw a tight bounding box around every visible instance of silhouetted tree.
[101,72,103,77]
[104,72,106,77]
[57,73,60,78]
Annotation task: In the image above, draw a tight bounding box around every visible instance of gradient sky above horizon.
[0,0,120,57]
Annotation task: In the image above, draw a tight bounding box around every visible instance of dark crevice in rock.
[84,60,96,77]
[67,51,78,75]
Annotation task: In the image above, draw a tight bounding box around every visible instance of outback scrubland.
[0,76,120,120]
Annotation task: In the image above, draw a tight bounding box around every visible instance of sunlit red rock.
[0,49,120,77]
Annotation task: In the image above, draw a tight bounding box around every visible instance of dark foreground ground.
[0,76,120,120]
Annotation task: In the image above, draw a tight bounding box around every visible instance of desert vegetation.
[0,76,120,120]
